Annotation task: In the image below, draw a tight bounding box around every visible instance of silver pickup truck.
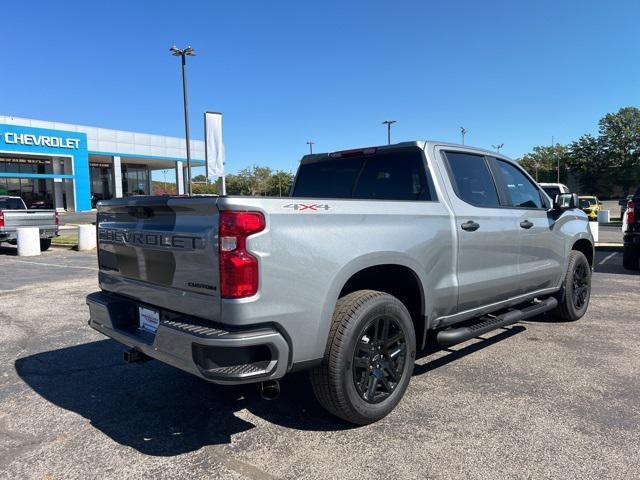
[87,141,593,424]
[0,196,58,251]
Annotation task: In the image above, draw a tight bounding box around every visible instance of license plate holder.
[138,306,160,334]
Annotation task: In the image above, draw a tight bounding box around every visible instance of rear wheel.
[553,250,591,321]
[310,290,416,425]
[40,238,52,251]
[622,247,639,270]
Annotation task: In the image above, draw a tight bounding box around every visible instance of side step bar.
[436,297,558,346]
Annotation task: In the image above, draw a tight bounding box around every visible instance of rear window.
[542,186,561,199]
[580,198,597,208]
[293,149,434,201]
[292,157,363,198]
[0,198,26,209]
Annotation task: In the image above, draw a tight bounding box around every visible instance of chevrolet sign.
[1,132,81,149]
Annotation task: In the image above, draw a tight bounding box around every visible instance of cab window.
[443,152,500,207]
[494,160,544,209]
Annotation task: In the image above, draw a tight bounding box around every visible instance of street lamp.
[492,143,504,153]
[460,126,467,145]
[170,45,196,196]
[382,120,397,145]
[306,140,315,154]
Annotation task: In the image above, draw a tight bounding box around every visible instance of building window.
[121,165,149,196]
[90,163,114,206]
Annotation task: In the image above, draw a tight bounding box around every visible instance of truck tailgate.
[2,209,56,228]
[97,196,221,322]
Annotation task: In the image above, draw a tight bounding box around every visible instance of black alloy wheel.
[572,262,589,309]
[352,317,407,404]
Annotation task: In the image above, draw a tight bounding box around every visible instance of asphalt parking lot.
[0,246,638,479]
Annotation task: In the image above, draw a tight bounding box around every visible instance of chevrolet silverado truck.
[0,196,59,251]
[87,142,594,424]
[622,186,640,270]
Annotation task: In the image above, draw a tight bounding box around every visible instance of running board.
[436,297,558,346]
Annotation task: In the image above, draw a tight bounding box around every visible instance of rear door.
[440,150,521,312]
[97,195,222,322]
[489,158,564,292]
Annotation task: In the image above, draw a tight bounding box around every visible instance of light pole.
[460,126,467,145]
[552,135,560,183]
[306,140,315,154]
[492,143,504,153]
[170,45,196,196]
[382,120,397,145]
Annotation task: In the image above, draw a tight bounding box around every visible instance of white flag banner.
[205,112,224,179]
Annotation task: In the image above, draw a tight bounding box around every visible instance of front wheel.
[553,250,591,321]
[40,238,52,251]
[310,290,416,425]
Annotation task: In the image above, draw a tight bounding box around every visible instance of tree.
[518,106,640,197]
[267,170,294,196]
[518,144,569,183]
[597,107,640,194]
[192,174,207,183]
[566,134,606,195]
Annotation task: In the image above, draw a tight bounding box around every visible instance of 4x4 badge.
[283,203,331,211]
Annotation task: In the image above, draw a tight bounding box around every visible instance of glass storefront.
[0,156,55,208]
[122,165,149,196]
[90,163,113,207]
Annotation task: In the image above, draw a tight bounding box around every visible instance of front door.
[489,158,565,293]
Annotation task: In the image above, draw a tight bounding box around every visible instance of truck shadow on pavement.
[0,245,18,256]
[15,327,524,456]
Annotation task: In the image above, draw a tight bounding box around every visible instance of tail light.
[219,211,265,298]
[0,211,4,228]
[627,199,635,224]
[54,211,59,226]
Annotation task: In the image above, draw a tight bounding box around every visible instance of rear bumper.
[86,291,290,385]
[0,227,58,241]
[623,231,640,248]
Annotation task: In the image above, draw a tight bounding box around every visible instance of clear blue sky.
[2,0,639,176]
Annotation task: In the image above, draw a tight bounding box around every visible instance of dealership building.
[0,115,206,211]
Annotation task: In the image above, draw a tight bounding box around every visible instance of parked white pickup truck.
[0,196,58,251]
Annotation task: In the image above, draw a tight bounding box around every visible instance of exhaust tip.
[259,380,280,400]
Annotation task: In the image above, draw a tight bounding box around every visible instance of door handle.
[520,220,534,229]
[461,220,480,231]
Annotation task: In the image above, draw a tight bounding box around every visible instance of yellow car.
[579,196,601,221]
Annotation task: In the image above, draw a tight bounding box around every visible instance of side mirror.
[554,193,578,210]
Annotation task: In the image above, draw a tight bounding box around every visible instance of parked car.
[579,196,601,221]
[538,183,571,201]
[619,195,633,219]
[622,186,640,270]
[87,142,594,424]
[0,196,59,250]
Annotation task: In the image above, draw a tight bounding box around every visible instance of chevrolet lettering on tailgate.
[98,228,205,250]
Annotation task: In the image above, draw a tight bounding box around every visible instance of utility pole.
[306,140,315,154]
[492,143,504,153]
[170,45,196,196]
[460,126,467,145]
[382,120,397,145]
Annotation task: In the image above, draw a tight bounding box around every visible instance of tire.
[40,238,52,251]
[310,290,416,425]
[553,251,591,321]
[622,247,639,270]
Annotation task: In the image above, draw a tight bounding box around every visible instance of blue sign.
[0,124,91,211]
